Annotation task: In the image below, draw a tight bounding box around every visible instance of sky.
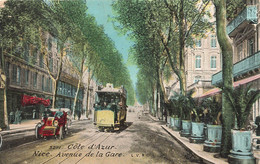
[86,0,138,89]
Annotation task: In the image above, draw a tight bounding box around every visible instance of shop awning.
[199,73,260,99]
[21,95,51,107]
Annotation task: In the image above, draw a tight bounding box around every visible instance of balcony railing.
[226,5,257,36]
[212,51,260,85]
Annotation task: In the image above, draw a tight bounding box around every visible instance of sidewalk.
[1,117,89,136]
[148,114,228,164]
[1,119,41,136]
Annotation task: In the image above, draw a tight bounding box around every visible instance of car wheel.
[59,126,64,140]
[35,123,41,139]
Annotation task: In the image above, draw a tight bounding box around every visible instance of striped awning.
[199,73,260,99]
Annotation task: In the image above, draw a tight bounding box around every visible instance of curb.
[149,114,227,164]
[161,125,213,164]
[1,128,35,136]
[1,119,90,136]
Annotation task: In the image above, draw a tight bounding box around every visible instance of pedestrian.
[9,111,14,124]
[163,109,167,123]
[15,108,22,124]
[17,108,22,124]
[33,109,36,119]
[77,110,81,121]
[255,115,260,149]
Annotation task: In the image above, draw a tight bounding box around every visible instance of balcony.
[226,5,257,37]
[212,51,260,85]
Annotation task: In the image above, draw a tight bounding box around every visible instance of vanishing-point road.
[0,110,201,164]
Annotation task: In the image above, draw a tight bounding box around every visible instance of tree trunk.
[52,80,58,108]
[85,70,92,118]
[0,45,9,129]
[72,79,81,120]
[178,0,186,95]
[3,86,8,129]
[154,84,158,117]
[214,0,234,157]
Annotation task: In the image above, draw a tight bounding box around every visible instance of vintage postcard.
[0,0,260,164]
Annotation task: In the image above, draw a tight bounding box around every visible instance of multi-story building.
[211,0,260,120]
[3,32,84,120]
[186,32,222,97]
[164,31,221,99]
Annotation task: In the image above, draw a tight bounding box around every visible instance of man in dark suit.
[255,115,260,149]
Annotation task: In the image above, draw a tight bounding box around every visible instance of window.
[62,82,65,95]
[12,65,17,82]
[42,75,45,91]
[194,76,201,83]
[210,56,217,69]
[33,48,38,64]
[17,66,20,83]
[33,72,37,87]
[49,78,52,92]
[238,44,244,60]
[248,38,254,56]
[24,44,29,62]
[68,84,71,96]
[48,37,52,51]
[211,35,217,48]
[39,54,44,68]
[195,39,201,47]
[25,69,29,85]
[195,55,201,68]
[5,62,9,78]
[49,57,53,72]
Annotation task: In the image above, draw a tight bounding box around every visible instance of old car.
[94,83,127,131]
[35,108,69,140]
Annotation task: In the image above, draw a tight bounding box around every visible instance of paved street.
[0,111,201,164]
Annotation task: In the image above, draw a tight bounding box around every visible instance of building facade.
[186,32,222,97]
[2,32,84,120]
[211,0,260,121]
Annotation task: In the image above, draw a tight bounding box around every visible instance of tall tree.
[212,0,234,157]
[0,0,54,129]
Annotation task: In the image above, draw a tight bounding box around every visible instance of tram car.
[94,83,127,131]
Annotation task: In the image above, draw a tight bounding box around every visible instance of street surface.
[0,110,201,164]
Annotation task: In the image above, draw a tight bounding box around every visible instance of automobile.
[35,108,69,140]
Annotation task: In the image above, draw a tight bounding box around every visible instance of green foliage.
[225,85,260,129]
[226,0,246,21]
[0,0,135,106]
[113,0,214,106]
[169,90,195,120]
[0,0,53,54]
[201,97,222,124]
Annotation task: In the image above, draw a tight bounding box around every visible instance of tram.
[93,83,127,131]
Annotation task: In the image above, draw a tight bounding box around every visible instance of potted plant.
[201,97,222,152]
[190,100,205,143]
[225,85,260,163]
[169,93,182,131]
[179,91,194,137]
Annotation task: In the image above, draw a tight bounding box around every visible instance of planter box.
[170,117,174,128]
[190,122,204,143]
[172,118,181,131]
[180,120,191,137]
[203,124,222,152]
[166,116,171,127]
[228,130,255,164]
